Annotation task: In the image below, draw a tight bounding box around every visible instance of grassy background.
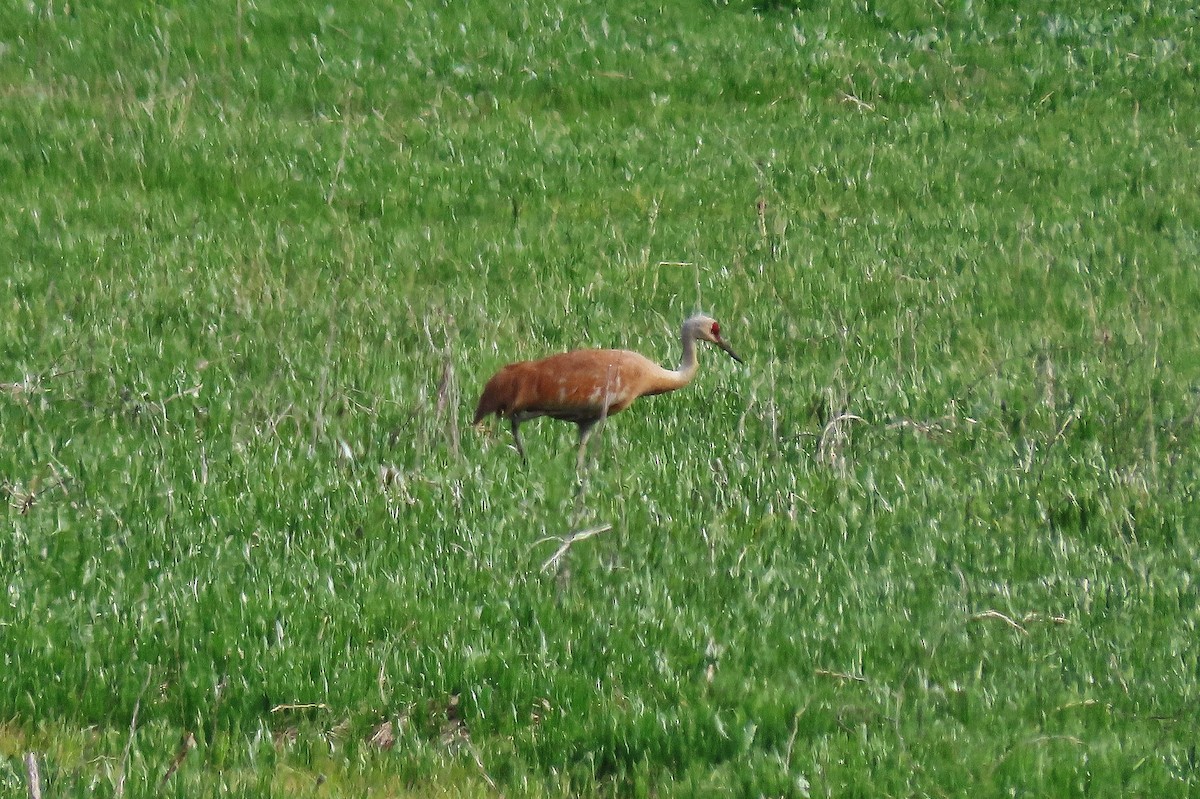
[2,0,1199,796]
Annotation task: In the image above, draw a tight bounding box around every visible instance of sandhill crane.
[473,314,743,470]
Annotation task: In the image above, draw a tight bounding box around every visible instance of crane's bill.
[717,338,744,364]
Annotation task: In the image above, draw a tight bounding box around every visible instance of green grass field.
[2,0,1199,796]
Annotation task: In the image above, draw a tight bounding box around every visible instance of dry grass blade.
[816,412,865,469]
[309,313,340,458]
[466,741,498,792]
[422,312,461,458]
[435,355,460,457]
[971,609,1028,634]
[538,524,612,572]
[1019,612,1071,626]
[115,673,152,798]
[325,119,352,206]
[7,472,70,515]
[160,731,196,786]
[159,383,202,406]
[270,703,329,714]
[368,720,396,750]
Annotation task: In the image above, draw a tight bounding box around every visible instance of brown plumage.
[473,314,743,469]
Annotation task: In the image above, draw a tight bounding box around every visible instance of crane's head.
[685,314,743,364]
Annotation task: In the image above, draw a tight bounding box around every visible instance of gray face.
[691,316,743,364]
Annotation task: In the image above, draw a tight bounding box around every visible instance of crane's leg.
[575,421,597,474]
[510,418,528,464]
[572,421,598,507]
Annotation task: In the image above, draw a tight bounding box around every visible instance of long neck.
[673,324,700,384]
[640,324,701,396]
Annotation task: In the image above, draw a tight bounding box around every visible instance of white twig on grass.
[538,524,612,572]
[24,753,41,799]
[815,668,867,683]
[970,609,1028,635]
[160,383,202,406]
[838,89,889,120]
[270,702,329,713]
